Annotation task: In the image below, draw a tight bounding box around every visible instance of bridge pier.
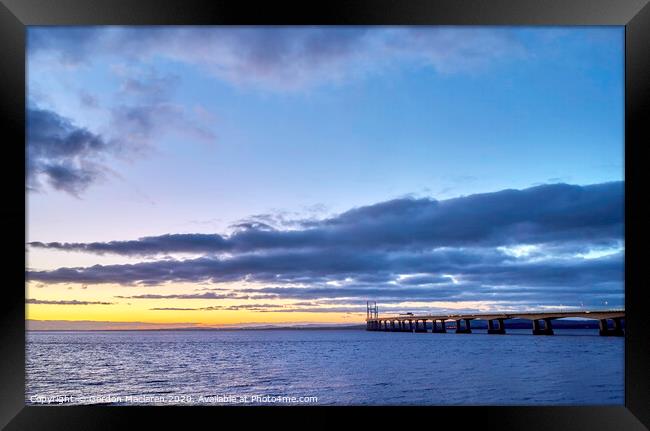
[532,318,554,335]
[599,318,624,336]
[432,319,447,333]
[367,309,624,336]
[455,319,472,334]
[487,318,506,334]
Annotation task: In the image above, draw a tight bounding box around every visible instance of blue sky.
[25,27,624,326]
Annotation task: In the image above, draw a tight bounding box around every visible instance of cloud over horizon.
[27,182,625,311]
[30,181,623,255]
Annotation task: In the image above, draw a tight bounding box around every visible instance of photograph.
[25,25,625,407]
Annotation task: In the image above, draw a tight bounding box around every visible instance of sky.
[25,26,624,329]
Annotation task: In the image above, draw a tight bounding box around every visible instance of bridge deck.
[366,310,625,322]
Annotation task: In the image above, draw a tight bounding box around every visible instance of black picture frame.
[1,0,648,429]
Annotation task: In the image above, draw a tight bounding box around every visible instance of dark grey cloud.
[30,182,623,254]
[26,298,114,305]
[256,306,366,314]
[150,303,284,311]
[27,107,111,195]
[27,250,623,308]
[398,274,454,285]
[27,247,507,286]
[115,292,242,300]
[30,233,231,256]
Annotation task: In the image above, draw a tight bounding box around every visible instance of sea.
[25,329,624,406]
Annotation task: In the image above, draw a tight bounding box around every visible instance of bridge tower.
[366,301,378,330]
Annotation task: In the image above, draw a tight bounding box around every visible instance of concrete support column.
[432,319,447,333]
[456,319,471,333]
[599,318,624,336]
[415,319,427,333]
[614,317,623,332]
[532,318,554,335]
[487,318,506,334]
[409,320,413,331]
[544,318,554,335]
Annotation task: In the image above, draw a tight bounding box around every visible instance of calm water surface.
[26,329,624,405]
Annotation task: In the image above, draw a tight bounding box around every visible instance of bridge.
[364,302,625,336]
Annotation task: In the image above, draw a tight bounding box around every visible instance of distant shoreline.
[26,325,366,332]
[26,320,613,332]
